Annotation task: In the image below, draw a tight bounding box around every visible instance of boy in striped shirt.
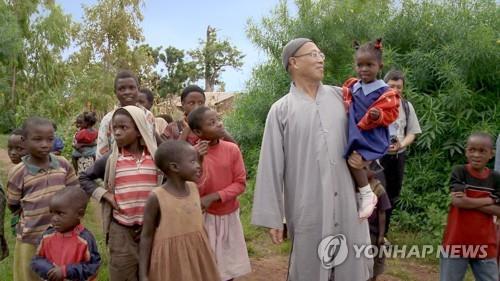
[7,117,79,281]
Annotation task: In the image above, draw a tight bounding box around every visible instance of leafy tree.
[0,1,74,130]
[157,46,199,97]
[189,26,244,92]
[69,0,151,114]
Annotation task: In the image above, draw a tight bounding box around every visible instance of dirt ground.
[236,254,438,281]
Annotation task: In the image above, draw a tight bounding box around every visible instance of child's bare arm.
[139,193,160,281]
[477,205,500,216]
[451,193,494,209]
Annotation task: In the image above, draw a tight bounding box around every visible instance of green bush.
[226,0,500,237]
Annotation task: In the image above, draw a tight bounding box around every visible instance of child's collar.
[353,79,388,96]
[22,154,60,175]
[466,164,490,179]
[120,146,148,158]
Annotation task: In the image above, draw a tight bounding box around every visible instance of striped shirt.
[7,154,79,244]
[112,149,158,226]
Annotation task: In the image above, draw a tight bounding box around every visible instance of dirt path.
[0,148,13,174]
[236,254,438,281]
[0,148,439,281]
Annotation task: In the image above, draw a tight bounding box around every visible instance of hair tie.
[374,38,383,49]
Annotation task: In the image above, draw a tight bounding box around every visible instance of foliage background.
[225,0,500,244]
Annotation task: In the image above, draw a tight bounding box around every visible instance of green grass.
[0,135,8,150]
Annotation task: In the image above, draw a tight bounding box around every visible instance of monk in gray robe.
[252,38,373,281]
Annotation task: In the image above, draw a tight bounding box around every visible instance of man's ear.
[289,57,298,70]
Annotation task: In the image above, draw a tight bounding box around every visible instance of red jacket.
[342,78,401,130]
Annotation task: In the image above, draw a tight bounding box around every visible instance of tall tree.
[157,46,199,97]
[69,0,151,113]
[0,1,74,130]
[189,26,244,92]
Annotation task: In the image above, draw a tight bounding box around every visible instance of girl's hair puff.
[355,38,383,63]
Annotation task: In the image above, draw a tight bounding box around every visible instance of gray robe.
[252,83,373,281]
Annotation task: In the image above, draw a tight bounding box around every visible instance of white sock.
[359,184,372,197]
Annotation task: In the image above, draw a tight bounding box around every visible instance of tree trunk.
[204,25,214,92]
[11,64,16,106]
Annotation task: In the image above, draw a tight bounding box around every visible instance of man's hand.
[369,108,381,121]
[348,151,366,169]
[47,266,64,281]
[102,192,119,210]
[269,228,284,245]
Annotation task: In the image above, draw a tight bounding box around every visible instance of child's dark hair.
[139,88,155,104]
[22,117,54,137]
[354,38,383,63]
[154,140,193,173]
[11,128,24,136]
[83,111,97,127]
[468,132,494,148]
[114,70,139,92]
[52,187,89,212]
[112,108,140,136]
[188,106,211,131]
[384,70,405,85]
[181,85,205,102]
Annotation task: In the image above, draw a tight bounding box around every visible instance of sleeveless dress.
[148,183,220,281]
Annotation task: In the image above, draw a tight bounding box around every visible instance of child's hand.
[102,192,120,210]
[451,192,465,198]
[368,108,381,120]
[194,141,209,157]
[200,193,220,210]
[347,151,366,169]
[48,266,64,281]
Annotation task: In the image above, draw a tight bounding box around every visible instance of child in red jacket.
[343,39,400,219]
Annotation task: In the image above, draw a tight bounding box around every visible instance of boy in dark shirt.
[440,132,500,281]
